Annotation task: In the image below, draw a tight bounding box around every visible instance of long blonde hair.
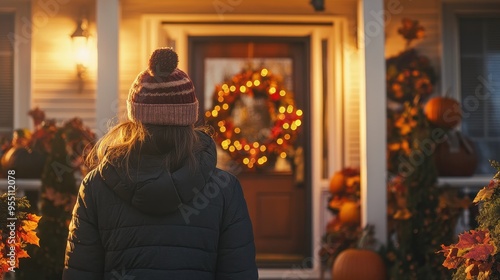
[86,121,205,175]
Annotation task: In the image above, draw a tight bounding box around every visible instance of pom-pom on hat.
[127,47,199,126]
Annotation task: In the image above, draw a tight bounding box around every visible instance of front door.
[189,36,311,268]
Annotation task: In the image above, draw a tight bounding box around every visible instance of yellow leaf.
[473,187,494,203]
[22,220,38,232]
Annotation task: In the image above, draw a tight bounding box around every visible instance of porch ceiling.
[120,0,357,14]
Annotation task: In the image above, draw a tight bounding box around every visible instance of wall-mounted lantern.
[70,18,90,80]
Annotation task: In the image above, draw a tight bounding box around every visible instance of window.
[457,16,500,174]
[443,3,500,176]
[0,12,14,135]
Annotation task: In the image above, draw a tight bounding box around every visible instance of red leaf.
[463,244,496,261]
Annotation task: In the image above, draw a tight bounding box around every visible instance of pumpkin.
[332,248,387,280]
[424,96,462,129]
[338,201,361,226]
[434,131,478,176]
[0,147,45,179]
[329,171,346,194]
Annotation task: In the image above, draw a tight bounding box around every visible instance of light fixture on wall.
[310,0,324,11]
[70,18,90,80]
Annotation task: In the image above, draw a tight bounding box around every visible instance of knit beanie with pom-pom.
[127,48,198,126]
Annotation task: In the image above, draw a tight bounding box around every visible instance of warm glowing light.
[295,120,302,126]
[220,126,226,133]
[234,140,241,146]
[218,96,224,102]
[253,80,260,86]
[205,111,211,118]
[218,121,225,127]
[261,69,268,77]
[277,138,284,145]
[234,127,241,134]
[291,124,297,130]
[248,163,254,168]
[269,87,276,94]
[215,105,221,111]
[279,90,286,96]
[244,145,250,151]
[240,86,246,93]
[243,158,250,164]
[279,106,286,114]
[218,91,224,97]
[229,146,236,152]
[211,110,218,117]
[246,81,253,87]
[258,158,264,165]
[287,105,293,113]
[280,152,287,158]
[296,109,303,116]
[252,142,259,148]
[278,114,285,120]
[222,103,229,110]
[72,37,90,66]
[230,85,236,92]
[222,84,229,91]
[250,149,256,155]
[260,145,266,152]
[284,134,291,140]
[283,123,290,129]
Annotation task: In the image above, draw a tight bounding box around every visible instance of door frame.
[140,14,347,279]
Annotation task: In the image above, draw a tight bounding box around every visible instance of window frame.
[0,1,32,133]
[441,2,500,179]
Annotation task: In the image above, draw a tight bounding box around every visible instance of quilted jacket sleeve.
[216,175,258,280]
[62,177,104,280]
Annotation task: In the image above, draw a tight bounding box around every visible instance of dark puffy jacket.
[62,133,258,280]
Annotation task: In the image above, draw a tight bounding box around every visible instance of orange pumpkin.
[329,171,346,194]
[338,201,361,226]
[424,96,462,129]
[332,249,387,280]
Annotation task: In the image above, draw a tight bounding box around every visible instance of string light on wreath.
[205,67,303,169]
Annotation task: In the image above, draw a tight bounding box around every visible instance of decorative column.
[358,0,387,244]
[96,0,120,136]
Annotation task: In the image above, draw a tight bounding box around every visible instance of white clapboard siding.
[31,1,97,131]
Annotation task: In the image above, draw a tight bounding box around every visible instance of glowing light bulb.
[261,69,268,77]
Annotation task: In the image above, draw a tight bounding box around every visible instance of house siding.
[31,0,97,129]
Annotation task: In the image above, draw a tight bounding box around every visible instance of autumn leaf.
[27,213,41,223]
[23,231,40,246]
[16,247,29,259]
[22,219,39,232]
[440,245,462,269]
[473,180,499,203]
[463,243,496,261]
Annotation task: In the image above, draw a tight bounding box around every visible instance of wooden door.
[189,37,311,268]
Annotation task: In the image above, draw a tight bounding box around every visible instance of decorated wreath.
[205,67,302,169]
